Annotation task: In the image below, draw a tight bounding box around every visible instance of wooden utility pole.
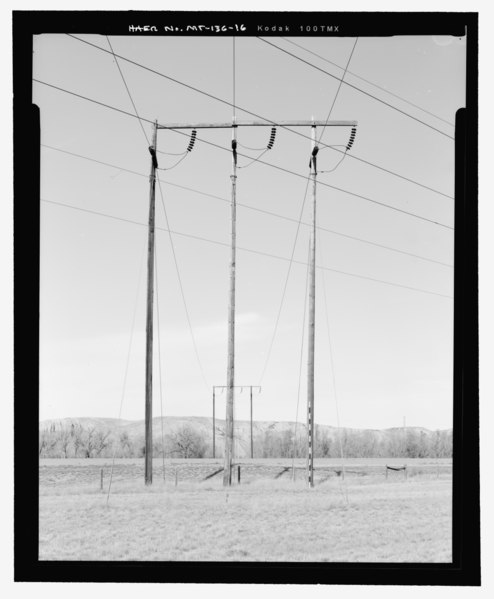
[306,123,317,488]
[224,117,237,486]
[145,120,158,485]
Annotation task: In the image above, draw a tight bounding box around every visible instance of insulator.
[186,129,197,152]
[232,139,237,150]
[346,127,357,151]
[267,127,277,150]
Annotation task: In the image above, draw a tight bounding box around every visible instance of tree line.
[39,421,452,459]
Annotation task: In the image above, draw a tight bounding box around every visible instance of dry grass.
[39,460,452,562]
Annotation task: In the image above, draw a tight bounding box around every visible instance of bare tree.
[169,425,207,458]
[57,424,72,458]
[39,428,57,457]
[78,426,97,458]
[93,430,112,457]
[119,431,133,457]
[71,424,84,457]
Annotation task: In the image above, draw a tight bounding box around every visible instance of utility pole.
[213,385,261,461]
[145,120,158,485]
[306,122,317,489]
[223,117,237,486]
[154,119,356,487]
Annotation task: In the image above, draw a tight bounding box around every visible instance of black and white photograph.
[12,8,480,586]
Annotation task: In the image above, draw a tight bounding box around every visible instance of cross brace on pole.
[157,120,357,129]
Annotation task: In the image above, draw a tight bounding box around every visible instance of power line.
[318,37,359,144]
[258,177,311,386]
[329,146,454,200]
[63,34,454,200]
[41,143,453,268]
[34,78,155,124]
[101,47,207,392]
[106,234,147,503]
[41,198,453,300]
[155,178,210,391]
[105,35,150,146]
[33,79,454,230]
[256,37,455,141]
[279,37,455,129]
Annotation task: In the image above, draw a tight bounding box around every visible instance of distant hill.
[39,416,452,459]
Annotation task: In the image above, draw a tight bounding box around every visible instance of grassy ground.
[39,459,452,562]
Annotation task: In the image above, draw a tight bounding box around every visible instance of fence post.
[385,465,388,480]
[237,465,241,484]
[100,468,103,491]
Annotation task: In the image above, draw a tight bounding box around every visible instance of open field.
[39,458,452,562]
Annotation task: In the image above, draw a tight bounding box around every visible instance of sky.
[33,30,466,430]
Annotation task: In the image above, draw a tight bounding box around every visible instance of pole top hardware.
[157,120,357,130]
[148,146,158,169]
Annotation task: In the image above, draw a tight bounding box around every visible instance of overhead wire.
[238,142,268,152]
[158,153,189,171]
[256,37,455,141]
[318,239,348,503]
[104,36,153,500]
[33,78,454,229]
[41,144,453,268]
[318,37,359,145]
[106,236,147,504]
[318,149,349,174]
[105,35,150,146]
[155,177,210,392]
[62,34,455,200]
[258,177,311,386]
[280,36,455,129]
[41,198,454,300]
[103,38,208,396]
[157,149,189,156]
[237,149,269,169]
